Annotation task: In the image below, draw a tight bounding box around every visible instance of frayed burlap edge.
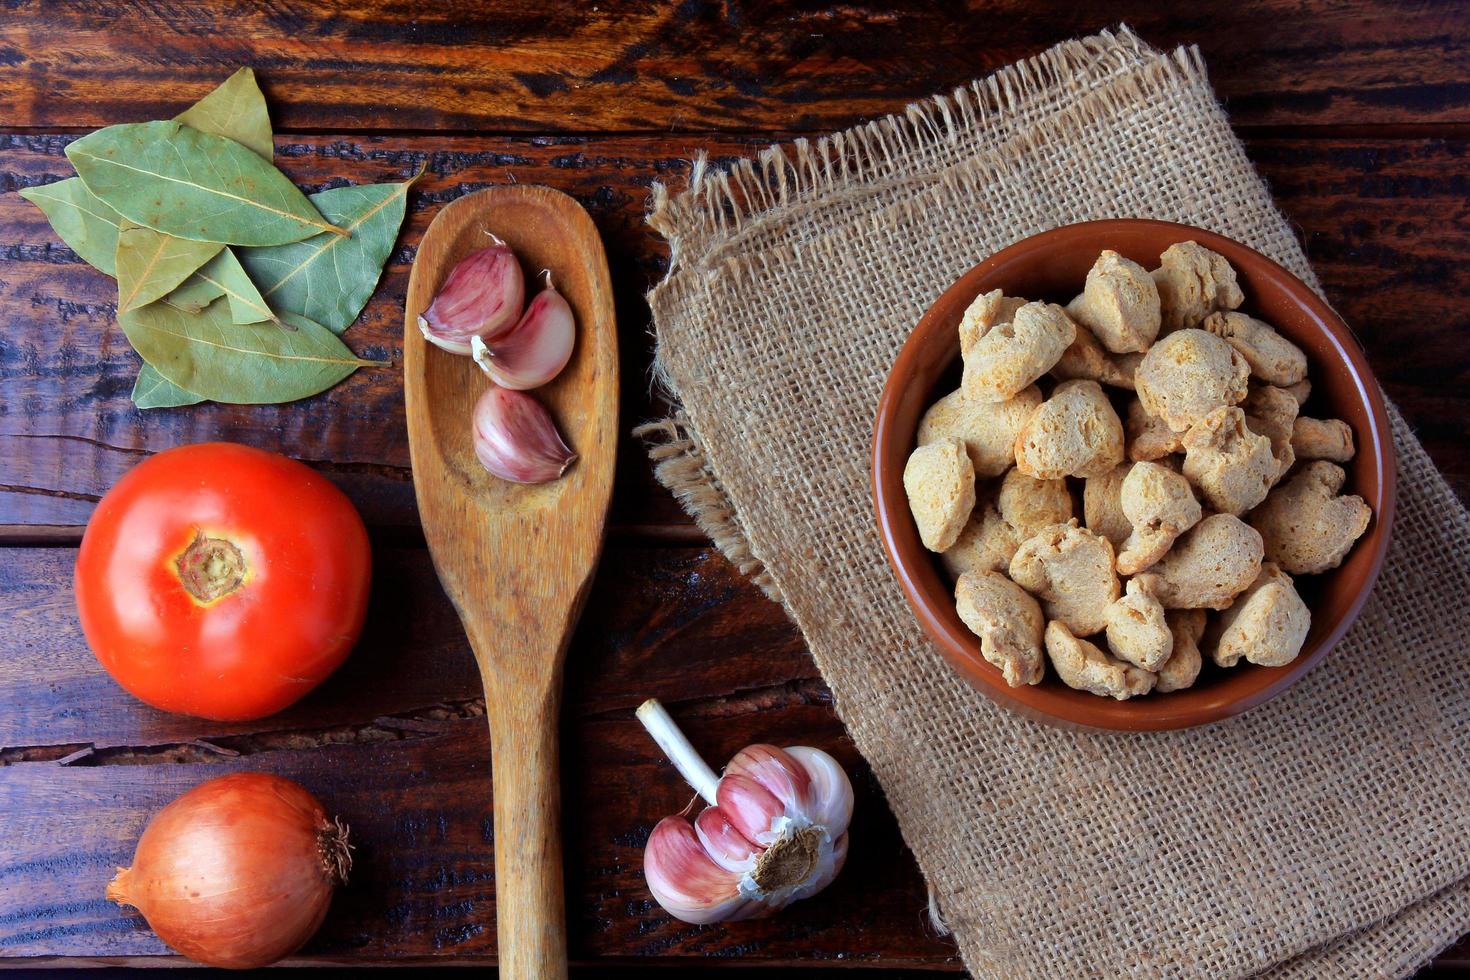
[645,27,1171,267]
[633,24,1470,979]
[638,25,1199,590]
[631,413,782,600]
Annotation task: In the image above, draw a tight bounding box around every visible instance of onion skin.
[107,772,349,969]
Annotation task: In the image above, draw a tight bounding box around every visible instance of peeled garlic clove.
[471,385,576,484]
[418,236,525,355]
[470,271,575,390]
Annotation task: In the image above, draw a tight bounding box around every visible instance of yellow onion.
[107,772,350,968]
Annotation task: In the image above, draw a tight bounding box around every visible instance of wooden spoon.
[403,186,618,979]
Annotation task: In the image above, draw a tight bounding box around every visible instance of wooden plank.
[3,132,1468,536]
[0,545,808,751]
[0,2,1467,133]
[5,542,1464,968]
[0,544,952,966]
[0,710,954,966]
[1247,138,1470,503]
[0,130,710,534]
[0,547,480,751]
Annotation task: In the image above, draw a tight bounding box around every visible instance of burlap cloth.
[635,27,1470,979]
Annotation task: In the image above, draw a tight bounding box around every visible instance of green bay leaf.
[175,67,273,161]
[67,120,347,246]
[116,220,225,312]
[161,271,225,313]
[18,177,125,276]
[132,363,206,409]
[239,167,423,334]
[119,297,382,404]
[167,247,278,324]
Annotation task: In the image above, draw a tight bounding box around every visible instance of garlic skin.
[418,235,525,355]
[470,271,575,390]
[638,699,854,925]
[471,385,576,484]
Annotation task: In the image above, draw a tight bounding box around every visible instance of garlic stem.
[636,699,719,806]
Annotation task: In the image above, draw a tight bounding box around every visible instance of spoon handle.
[486,674,567,979]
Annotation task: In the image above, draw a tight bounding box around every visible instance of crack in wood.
[584,676,832,723]
[0,483,100,503]
[3,433,151,458]
[0,699,487,767]
[0,678,831,767]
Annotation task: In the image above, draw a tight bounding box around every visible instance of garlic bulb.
[470,270,575,390]
[637,699,853,924]
[417,234,525,354]
[471,385,576,483]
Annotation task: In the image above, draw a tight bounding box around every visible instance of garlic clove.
[693,806,760,874]
[784,745,856,834]
[419,235,525,354]
[470,271,575,390]
[644,816,752,925]
[716,773,787,847]
[471,385,576,484]
[724,744,813,817]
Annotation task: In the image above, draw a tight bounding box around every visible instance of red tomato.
[75,442,371,721]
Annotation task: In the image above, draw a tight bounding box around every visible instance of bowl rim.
[871,218,1398,732]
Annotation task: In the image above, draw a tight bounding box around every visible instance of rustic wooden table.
[2,2,1467,974]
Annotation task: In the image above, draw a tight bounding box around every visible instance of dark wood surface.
[2,2,1467,973]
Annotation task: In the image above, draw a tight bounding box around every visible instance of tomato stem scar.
[176,531,247,603]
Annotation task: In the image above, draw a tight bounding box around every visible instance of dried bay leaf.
[175,67,274,161]
[240,167,423,334]
[132,363,206,410]
[24,70,399,410]
[166,247,283,326]
[18,177,125,275]
[119,297,384,404]
[67,121,347,246]
[161,271,224,314]
[116,220,225,313]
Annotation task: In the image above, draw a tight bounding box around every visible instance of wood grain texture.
[2,133,1467,538]
[0,130,700,534]
[403,187,620,978]
[2,2,1468,972]
[3,542,1467,970]
[0,712,952,967]
[1,1,1468,133]
[0,545,952,967]
[0,547,808,753]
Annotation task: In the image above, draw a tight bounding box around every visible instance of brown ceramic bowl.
[872,220,1396,731]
